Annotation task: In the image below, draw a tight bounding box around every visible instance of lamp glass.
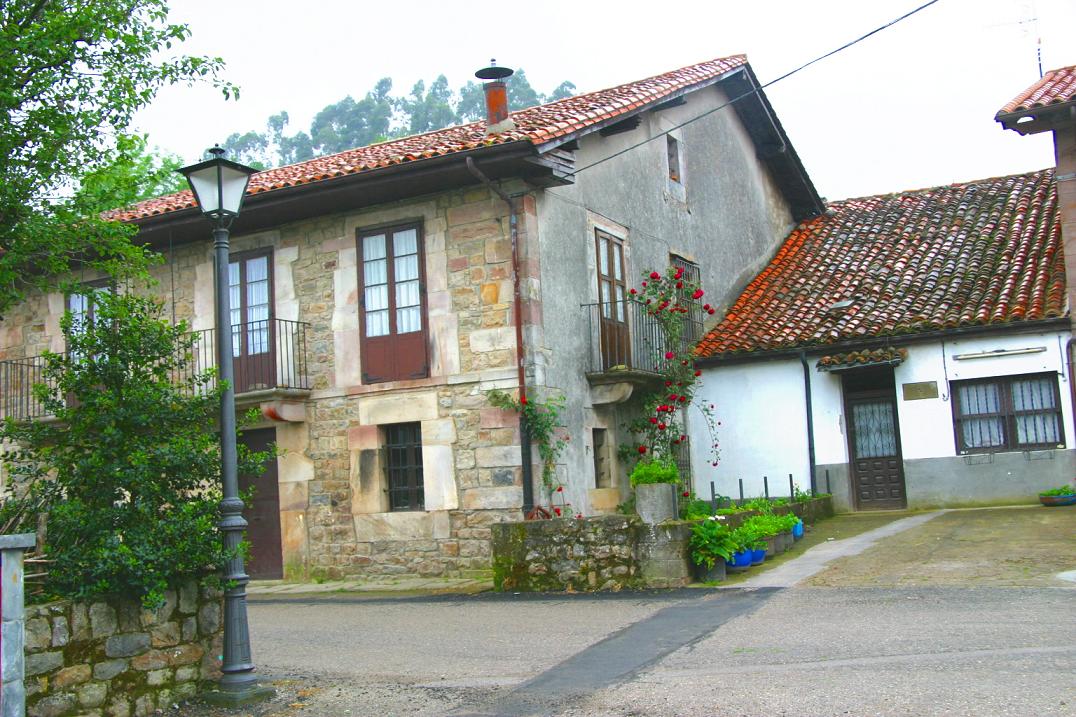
[186,163,253,217]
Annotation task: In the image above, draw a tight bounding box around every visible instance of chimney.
[475,59,516,135]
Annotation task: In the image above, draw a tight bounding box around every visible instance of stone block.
[149,621,180,647]
[24,650,64,677]
[107,696,132,717]
[178,583,197,615]
[279,480,308,512]
[89,603,117,639]
[130,648,169,671]
[492,468,518,487]
[422,444,458,511]
[25,617,52,650]
[51,617,70,647]
[461,486,523,510]
[480,407,518,429]
[166,643,204,667]
[475,446,521,468]
[469,327,515,353]
[104,632,151,658]
[198,602,221,636]
[93,659,128,680]
[174,665,197,683]
[420,418,456,445]
[70,603,91,642]
[78,680,109,706]
[27,692,77,717]
[133,694,155,717]
[180,617,197,642]
[353,512,433,541]
[146,668,171,686]
[52,664,91,689]
[358,391,438,425]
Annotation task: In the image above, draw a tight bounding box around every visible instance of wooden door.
[238,428,283,579]
[844,373,907,510]
[595,229,629,370]
[229,250,274,393]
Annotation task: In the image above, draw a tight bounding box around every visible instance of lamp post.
[177,147,273,706]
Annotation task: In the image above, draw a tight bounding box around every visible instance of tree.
[0,291,270,607]
[0,0,234,316]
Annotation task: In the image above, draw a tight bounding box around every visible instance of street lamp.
[178,146,272,706]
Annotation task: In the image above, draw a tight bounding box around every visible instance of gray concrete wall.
[532,84,799,512]
[903,449,1076,509]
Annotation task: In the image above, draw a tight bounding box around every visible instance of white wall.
[894,330,1075,459]
[696,328,1074,500]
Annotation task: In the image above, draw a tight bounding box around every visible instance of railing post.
[1,533,37,717]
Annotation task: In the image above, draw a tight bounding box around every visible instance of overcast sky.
[134,0,1076,202]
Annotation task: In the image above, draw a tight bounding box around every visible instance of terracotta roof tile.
[696,170,1065,358]
[997,65,1076,116]
[816,347,908,371]
[110,55,747,222]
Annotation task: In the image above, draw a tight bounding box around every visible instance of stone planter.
[693,559,727,583]
[777,531,794,552]
[763,534,781,555]
[636,483,677,524]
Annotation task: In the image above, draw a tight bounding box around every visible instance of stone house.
[0,55,822,579]
[691,65,1076,511]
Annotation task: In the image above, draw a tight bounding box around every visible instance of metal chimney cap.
[476,59,513,81]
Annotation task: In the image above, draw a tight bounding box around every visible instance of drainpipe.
[465,157,535,513]
[800,350,818,495]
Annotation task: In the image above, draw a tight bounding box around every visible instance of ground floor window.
[384,422,424,510]
[951,372,1064,453]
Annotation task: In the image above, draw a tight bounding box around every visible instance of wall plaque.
[902,381,939,400]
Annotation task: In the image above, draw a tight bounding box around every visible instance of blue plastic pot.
[751,547,766,565]
[792,519,804,540]
[726,549,753,572]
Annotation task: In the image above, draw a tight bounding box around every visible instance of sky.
[133,0,1076,202]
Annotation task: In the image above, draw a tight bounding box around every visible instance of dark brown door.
[358,225,429,383]
[595,229,629,370]
[844,370,907,510]
[238,428,283,579]
[229,250,274,393]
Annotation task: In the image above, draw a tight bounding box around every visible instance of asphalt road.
[205,508,1076,717]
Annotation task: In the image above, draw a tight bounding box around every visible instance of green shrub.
[0,292,271,607]
[629,459,679,486]
[1040,485,1075,496]
[680,497,714,520]
[689,518,737,568]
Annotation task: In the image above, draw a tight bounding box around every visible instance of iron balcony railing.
[0,318,310,422]
[583,299,704,375]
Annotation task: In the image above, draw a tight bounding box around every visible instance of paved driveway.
[187,507,1076,716]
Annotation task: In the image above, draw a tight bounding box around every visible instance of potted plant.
[726,526,756,573]
[689,517,736,582]
[1038,485,1076,507]
[792,517,805,540]
[775,513,798,551]
[631,459,680,524]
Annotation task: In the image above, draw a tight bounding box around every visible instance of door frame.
[594,228,629,370]
[842,374,908,511]
[229,248,276,393]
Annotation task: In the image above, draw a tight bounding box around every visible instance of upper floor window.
[358,224,428,383]
[67,280,111,336]
[667,135,682,183]
[951,372,1064,454]
[670,254,703,342]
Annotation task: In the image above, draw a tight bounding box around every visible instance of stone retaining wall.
[23,582,223,717]
[491,497,833,592]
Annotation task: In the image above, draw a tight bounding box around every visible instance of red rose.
[665,380,672,387]
[664,351,675,360]
[554,507,561,516]
[576,513,583,519]
[668,394,678,401]
[676,281,683,289]
[642,282,648,287]
[675,268,684,279]
[692,289,705,300]
[703,304,711,311]
[649,417,658,424]
[682,491,690,497]
[650,271,661,280]
[680,434,686,441]
[707,308,716,315]
[556,486,563,492]
[638,446,647,454]
[520,397,527,405]
[629,288,637,295]
[679,396,687,403]
[645,299,652,305]
[658,423,666,430]
[694,370,701,377]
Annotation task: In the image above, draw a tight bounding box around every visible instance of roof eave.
[695,317,1072,367]
[996,101,1076,135]
[131,140,539,248]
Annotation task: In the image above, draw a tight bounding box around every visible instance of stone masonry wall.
[492,497,834,592]
[23,582,223,717]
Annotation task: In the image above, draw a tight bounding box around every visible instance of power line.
[568,0,944,178]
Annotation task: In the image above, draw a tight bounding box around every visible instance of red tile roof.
[816,347,908,371]
[997,65,1076,116]
[696,169,1065,358]
[110,55,747,222]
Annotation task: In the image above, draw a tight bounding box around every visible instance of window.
[592,428,612,488]
[952,373,1065,453]
[68,281,111,336]
[594,229,629,370]
[670,254,703,343]
[357,224,428,383]
[384,423,424,511]
[229,250,274,393]
[666,135,682,183]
